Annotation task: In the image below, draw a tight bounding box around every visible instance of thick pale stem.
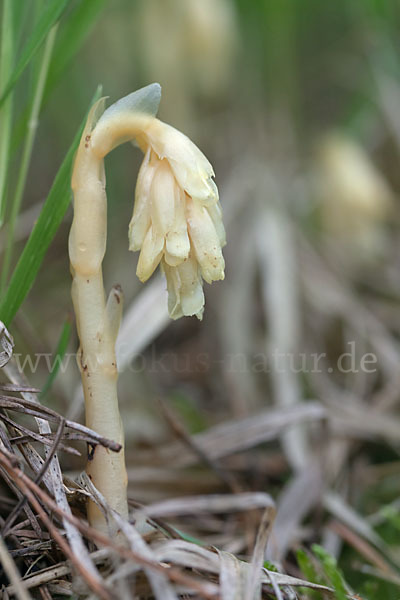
[90,112,153,159]
[70,116,128,533]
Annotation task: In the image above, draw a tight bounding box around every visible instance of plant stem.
[70,111,128,532]
[69,86,163,532]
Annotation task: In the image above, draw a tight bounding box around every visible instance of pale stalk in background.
[257,179,310,472]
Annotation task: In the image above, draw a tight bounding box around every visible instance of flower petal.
[165,188,190,261]
[163,261,183,319]
[177,255,204,319]
[144,119,218,205]
[206,200,226,247]
[150,160,176,237]
[163,255,205,320]
[136,226,164,282]
[129,147,155,251]
[186,197,225,283]
[164,249,183,267]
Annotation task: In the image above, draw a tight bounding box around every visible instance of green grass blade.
[0,86,102,327]
[11,0,30,44]
[170,528,205,547]
[312,544,348,600]
[296,548,323,600]
[40,316,72,399]
[45,0,106,98]
[0,0,70,107]
[0,0,15,226]
[0,24,58,292]
[8,0,105,162]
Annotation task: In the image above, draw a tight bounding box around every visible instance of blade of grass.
[0,0,69,108]
[11,0,31,47]
[312,544,348,600]
[9,0,104,166]
[0,24,59,292]
[45,0,106,99]
[296,548,323,600]
[0,0,15,226]
[0,86,102,327]
[40,316,72,399]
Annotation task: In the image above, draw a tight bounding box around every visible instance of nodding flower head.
[129,119,226,320]
[89,84,226,320]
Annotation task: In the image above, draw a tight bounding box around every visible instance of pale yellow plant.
[316,132,393,256]
[139,0,239,126]
[69,84,225,532]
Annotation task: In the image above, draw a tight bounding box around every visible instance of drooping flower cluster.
[129,119,226,320]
